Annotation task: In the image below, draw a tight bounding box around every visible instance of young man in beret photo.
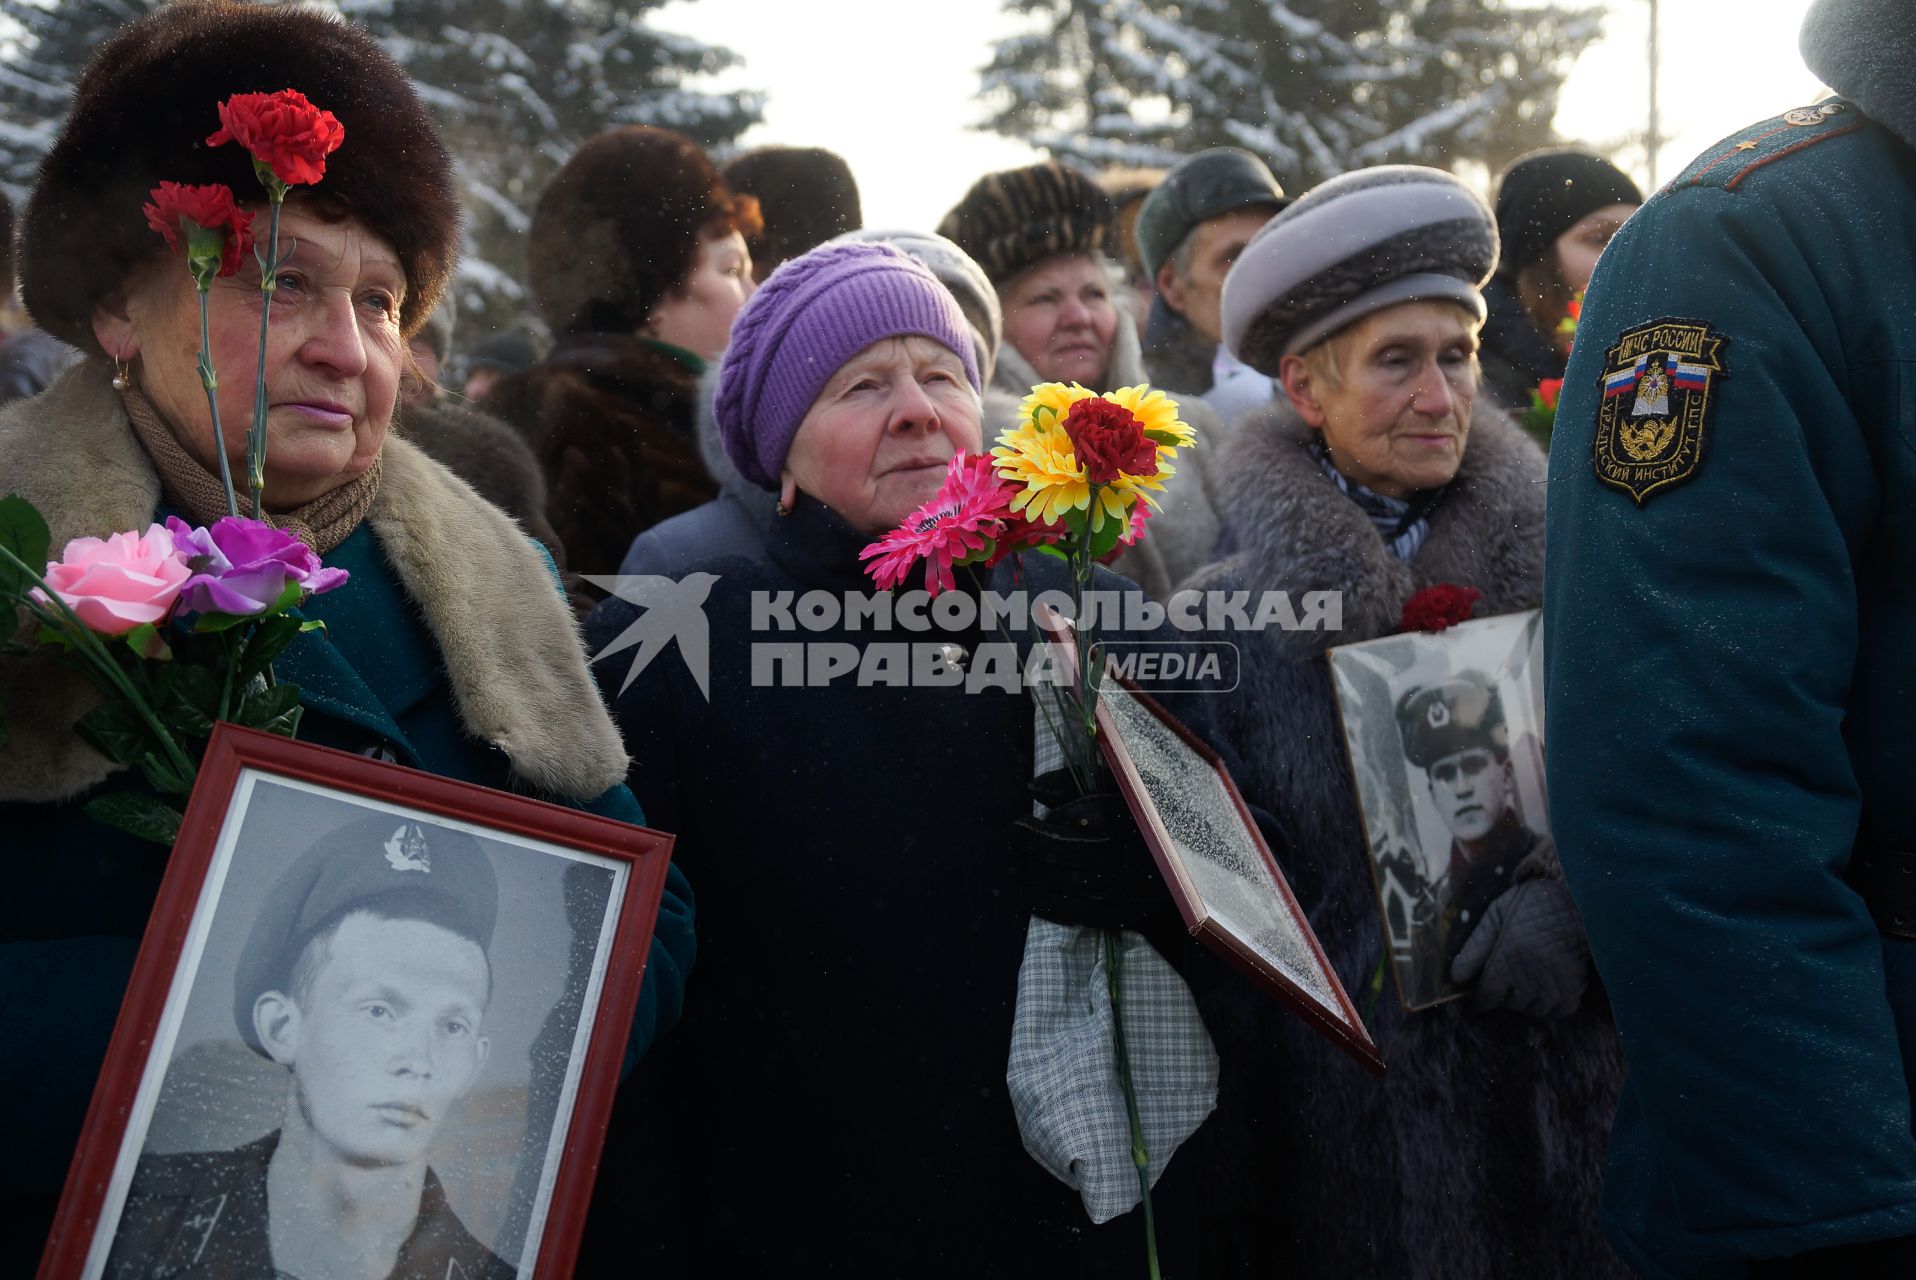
[1395,673,1584,1014]
[105,815,514,1280]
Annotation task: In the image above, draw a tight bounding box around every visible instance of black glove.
[1011,770,1182,943]
[1449,877,1590,1018]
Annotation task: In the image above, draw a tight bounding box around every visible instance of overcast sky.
[652,0,1829,229]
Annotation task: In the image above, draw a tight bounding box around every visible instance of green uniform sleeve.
[1545,181,1916,1260]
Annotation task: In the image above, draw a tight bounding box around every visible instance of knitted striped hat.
[1221,166,1497,374]
[936,161,1115,287]
[715,241,980,491]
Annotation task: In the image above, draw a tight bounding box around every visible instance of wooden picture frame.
[40,723,675,1279]
[1036,606,1383,1075]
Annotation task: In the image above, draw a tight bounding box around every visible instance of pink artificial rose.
[33,524,192,635]
[167,516,348,617]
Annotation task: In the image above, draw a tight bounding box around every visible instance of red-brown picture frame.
[1036,606,1383,1076]
[38,723,676,1279]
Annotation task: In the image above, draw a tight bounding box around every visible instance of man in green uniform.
[1544,1,1916,1273]
[105,816,515,1279]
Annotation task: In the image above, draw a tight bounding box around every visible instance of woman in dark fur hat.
[1185,165,1627,1277]
[0,4,692,1266]
[483,125,762,579]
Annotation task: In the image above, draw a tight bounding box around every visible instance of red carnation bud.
[1399,584,1483,634]
[1060,397,1159,486]
[143,182,256,282]
[207,89,345,190]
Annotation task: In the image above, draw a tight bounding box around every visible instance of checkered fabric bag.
[1006,688,1219,1223]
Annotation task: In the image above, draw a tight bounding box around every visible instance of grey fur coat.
[1182,399,1627,1278]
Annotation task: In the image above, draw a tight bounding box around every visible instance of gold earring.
[111,353,131,392]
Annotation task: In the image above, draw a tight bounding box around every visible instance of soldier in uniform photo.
[1395,673,1564,1009]
[105,815,515,1280]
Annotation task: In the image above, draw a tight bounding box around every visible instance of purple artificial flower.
[165,516,349,618]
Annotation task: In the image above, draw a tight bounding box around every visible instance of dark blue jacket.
[1544,20,1916,1272]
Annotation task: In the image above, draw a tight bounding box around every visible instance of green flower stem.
[248,194,285,514]
[0,543,197,789]
[1104,928,1162,1280]
[197,286,238,519]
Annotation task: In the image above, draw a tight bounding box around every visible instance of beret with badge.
[1395,672,1508,770]
[231,813,499,1055]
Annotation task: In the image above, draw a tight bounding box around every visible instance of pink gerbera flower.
[860,454,1014,596]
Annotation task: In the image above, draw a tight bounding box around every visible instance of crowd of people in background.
[5,0,1914,1277]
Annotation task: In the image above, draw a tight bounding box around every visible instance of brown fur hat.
[721,146,862,276]
[936,161,1115,288]
[530,126,762,338]
[21,0,459,354]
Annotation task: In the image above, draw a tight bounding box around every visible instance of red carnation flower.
[207,90,345,188]
[142,182,255,278]
[1399,584,1483,634]
[1538,378,1563,410]
[1060,396,1159,486]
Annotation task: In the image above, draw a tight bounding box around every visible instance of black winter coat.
[580,498,1230,1275]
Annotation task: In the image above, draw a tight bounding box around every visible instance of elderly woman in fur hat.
[483,125,761,579]
[1181,166,1626,1276]
[0,3,691,1258]
[939,162,1235,603]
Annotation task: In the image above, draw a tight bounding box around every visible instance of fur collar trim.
[1802,0,1916,152]
[1188,395,1545,661]
[0,359,629,803]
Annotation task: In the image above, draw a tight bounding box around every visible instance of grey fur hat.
[835,227,1002,382]
[1221,166,1497,374]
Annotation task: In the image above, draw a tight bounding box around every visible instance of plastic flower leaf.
[143,182,255,286]
[207,89,345,193]
[859,454,1014,596]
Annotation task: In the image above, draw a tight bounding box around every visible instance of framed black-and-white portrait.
[1328,610,1548,1011]
[41,725,675,1279]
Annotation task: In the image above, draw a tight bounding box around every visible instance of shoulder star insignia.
[1735,140,1758,151]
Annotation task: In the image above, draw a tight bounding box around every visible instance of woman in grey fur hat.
[1184,165,1627,1277]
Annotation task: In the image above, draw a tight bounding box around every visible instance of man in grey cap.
[1135,148,1286,416]
[1395,674,1575,1010]
[106,815,514,1280]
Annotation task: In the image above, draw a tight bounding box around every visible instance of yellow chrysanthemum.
[991,381,1189,532]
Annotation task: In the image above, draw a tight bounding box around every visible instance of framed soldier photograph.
[38,724,676,1280]
[1327,610,1550,1012]
[1037,608,1382,1074]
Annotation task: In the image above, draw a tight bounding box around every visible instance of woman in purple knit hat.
[577,241,1203,1274]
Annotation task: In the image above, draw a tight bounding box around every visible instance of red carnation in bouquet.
[1060,396,1159,486]
[1399,583,1482,634]
[143,182,255,278]
[207,89,345,188]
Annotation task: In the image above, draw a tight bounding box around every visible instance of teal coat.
[1543,97,1916,1275]
[0,365,693,1247]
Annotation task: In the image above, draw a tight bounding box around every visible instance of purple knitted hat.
[716,241,981,491]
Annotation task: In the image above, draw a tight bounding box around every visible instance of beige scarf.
[121,386,380,554]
